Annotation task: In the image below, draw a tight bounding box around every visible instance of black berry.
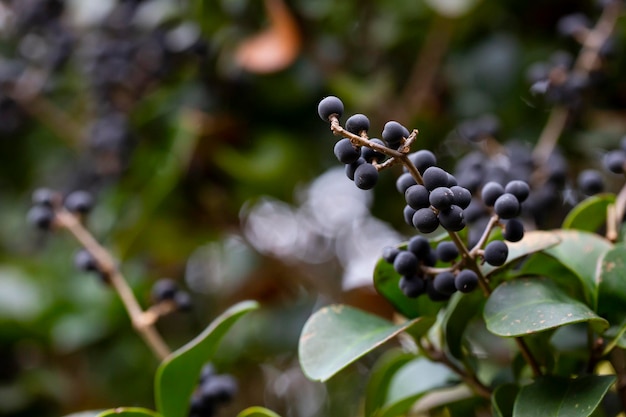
[318,96,344,121]
[64,190,94,214]
[577,169,604,195]
[484,240,509,266]
[422,167,450,191]
[393,251,419,276]
[382,121,409,147]
[345,157,366,181]
[503,218,525,242]
[426,278,450,302]
[494,193,521,219]
[334,138,360,164]
[408,235,431,259]
[27,205,55,230]
[429,187,455,211]
[438,205,465,232]
[450,186,472,209]
[409,150,437,174]
[354,163,379,190]
[361,139,386,163]
[436,241,459,262]
[74,249,99,272]
[152,278,179,301]
[481,182,505,207]
[403,205,417,226]
[413,208,440,233]
[32,188,57,207]
[382,246,401,263]
[396,173,417,194]
[604,150,626,174]
[433,271,457,296]
[345,113,370,134]
[504,180,530,203]
[405,184,430,210]
[399,275,425,298]
[175,291,193,311]
[455,269,479,293]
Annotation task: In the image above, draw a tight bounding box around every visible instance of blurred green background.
[1,0,625,416]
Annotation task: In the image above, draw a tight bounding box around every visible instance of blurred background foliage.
[1,0,625,416]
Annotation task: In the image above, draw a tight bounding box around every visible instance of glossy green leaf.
[492,383,519,417]
[512,375,615,417]
[373,256,446,319]
[298,304,431,382]
[562,194,615,232]
[480,231,560,277]
[517,253,586,301]
[597,244,626,325]
[236,406,282,417]
[365,350,415,417]
[96,408,162,417]
[537,230,612,306]
[375,357,455,417]
[484,278,608,337]
[443,290,484,360]
[155,300,259,417]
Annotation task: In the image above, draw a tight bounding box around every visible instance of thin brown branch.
[55,209,171,361]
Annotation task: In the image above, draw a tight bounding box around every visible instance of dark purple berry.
[438,205,465,232]
[436,241,459,262]
[399,275,425,298]
[318,96,344,121]
[494,193,521,219]
[200,374,238,403]
[484,240,509,266]
[354,163,379,190]
[32,188,57,207]
[604,150,626,174]
[345,113,370,134]
[361,139,386,163]
[429,187,454,211]
[422,167,450,191]
[433,271,457,296]
[408,235,431,258]
[382,246,401,263]
[394,251,419,276]
[334,138,360,164]
[503,218,525,242]
[403,205,417,227]
[27,205,54,230]
[64,190,94,214]
[175,291,193,311]
[396,173,417,194]
[413,208,440,233]
[504,180,530,203]
[481,182,505,207]
[577,169,604,195]
[152,278,179,301]
[74,249,99,272]
[409,150,437,174]
[450,186,472,209]
[426,278,450,302]
[382,121,409,147]
[405,184,430,210]
[455,270,479,293]
[345,157,365,181]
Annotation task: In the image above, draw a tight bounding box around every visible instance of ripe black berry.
[32,188,57,207]
[345,113,370,134]
[504,180,530,203]
[484,240,509,266]
[447,174,458,187]
[152,278,179,301]
[354,163,379,190]
[436,241,459,262]
[604,150,626,174]
[433,271,457,296]
[557,13,590,37]
[405,184,430,209]
[382,121,409,147]
[175,291,193,311]
[429,187,455,211]
[455,269,479,293]
[422,167,450,191]
[318,96,344,121]
[396,173,417,194]
[27,205,54,230]
[399,276,425,298]
[577,169,604,195]
[409,150,437,174]
[481,182,505,207]
[438,205,465,232]
[334,138,360,164]
[345,157,365,181]
[408,235,431,259]
[450,186,472,209]
[426,278,450,302]
[74,249,99,272]
[361,139,386,163]
[413,208,440,233]
[393,251,419,276]
[494,193,520,219]
[503,218,525,242]
[382,246,401,263]
[403,205,417,226]
[199,374,238,404]
[64,190,94,214]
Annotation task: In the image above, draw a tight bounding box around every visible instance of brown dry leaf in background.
[235,0,301,73]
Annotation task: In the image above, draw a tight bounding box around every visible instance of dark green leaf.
[517,253,586,301]
[492,383,519,417]
[155,301,259,417]
[375,357,455,417]
[597,244,626,325]
[365,349,415,417]
[236,407,283,417]
[562,194,615,232]
[481,231,560,277]
[96,408,162,417]
[484,278,608,337]
[443,290,484,360]
[513,375,615,417]
[298,304,431,381]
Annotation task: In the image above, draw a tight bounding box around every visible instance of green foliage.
[562,194,616,232]
[236,407,283,417]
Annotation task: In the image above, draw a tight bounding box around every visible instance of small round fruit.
[32,188,57,207]
[393,251,419,276]
[399,276,425,298]
[382,121,409,147]
[436,241,459,262]
[152,278,179,301]
[433,271,457,296]
[481,182,505,207]
[412,208,440,233]
[455,270,479,293]
[577,169,604,195]
[396,173,417,194]
[408,235,431,259]
[405,184,430,209]
[422,167,450,191]
[345,113,370,134]
[74,249,99,272]
[426,278,450,302]
[333,138,360,164]
[174,291,193,311]
[27,205,54,230]
[361,139,386,163]
[354,163,379,190]
[382,246,401,263]
[318,96,344,121]
[409,150,437,174]
[345,157,365,181]
[429,187,454,211]
[484,240,509,266]
[64,190,94,214]
[504,180,530,203]
[604,150,626,174]
[494,193,521,219]
[503,218,525,242]
[438,205,465,232]
[450,186,472,209]
[403,205,417,226]
[199,374,238,403]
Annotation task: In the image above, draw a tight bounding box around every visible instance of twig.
[55,209,171,361]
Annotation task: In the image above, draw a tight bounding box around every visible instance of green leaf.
[373,255,446,319]
[365,349,415,417]
[537,230,612,306]
[442,290,484,360]
[597,244,626,325]
[236,406,283,417]
[155,300,259,417]
[96,408,162,417]
[512,375,615,417]
[484,278,608,337]
[375,357,455,417]
[517,253,586,301]
[481,231,561,277]
[492,384,519,417]
[562,194,615,232]
[298,304,432,382]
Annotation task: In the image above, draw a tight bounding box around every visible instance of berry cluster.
[27,188,95,231]
[151,278,193,312]
[189,363,238,417]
